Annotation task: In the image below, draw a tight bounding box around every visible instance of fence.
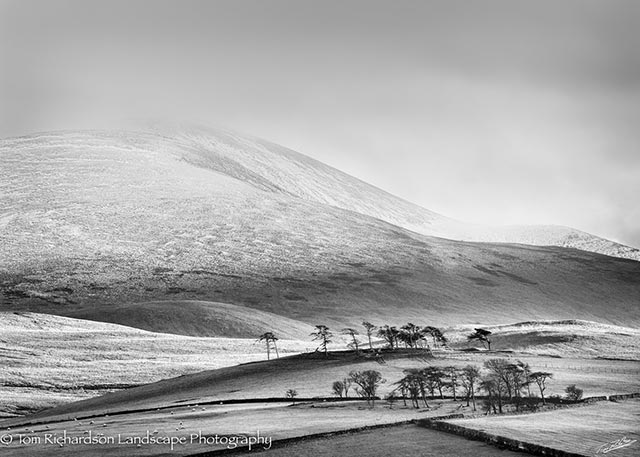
[416,392,640,457]
[417,420,587,457]
[609,392,640,401]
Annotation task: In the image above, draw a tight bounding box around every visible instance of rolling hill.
[7,327,639,426]
[68,300,316,339]
[0,311,310,416]
[1,128,639,333]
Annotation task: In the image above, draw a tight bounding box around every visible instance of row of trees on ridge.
[260,323,496,359]
[311,321,450,356]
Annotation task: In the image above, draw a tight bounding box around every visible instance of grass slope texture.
[1,128,640,334]
[0,311,310,416]
[8,344,639,425]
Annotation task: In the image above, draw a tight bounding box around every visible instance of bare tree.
[393,375,410,407]
[483,358,535,413]
[480,376,501,414]
[362,321,376,350]
[467,328,492,350]
[257,332,279,360]
[444,366,459,401]
[422,367,447,399]
[311,325,333,356]
[397,329,412,348]
[461,365,481,411]
[530,372,552,404]
[332,380,345,397]
[343,377,352,397]
[505,361,530,405]
[483,359,513,413]
[349,370,385,406]
[415,329,429,349]
[342,327,360,354]
[395,369,428,408]
[332,378,352,398]
[377,325,399,349]
[433,327,448,347]
[423,326,448,348]
[484,359,514,399]
[400,323,421,348]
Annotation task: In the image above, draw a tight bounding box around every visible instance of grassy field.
[2,313,638,419]
[445,398,640,457]
[66,301,317,339]
[1,316,638,457]
[4,343,637,426]
[0,312,310,416]
[6,397,637,457]
[234,424,538,457]
[445,320,640,360]
[0,401,465,456]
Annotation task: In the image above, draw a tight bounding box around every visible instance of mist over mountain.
[1,127,639,333]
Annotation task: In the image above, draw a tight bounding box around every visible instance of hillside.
[142,124,640,261]
[8,337,639,425]
[2,313,636,417]
[68,300,316,339]
[445,320,640,359]
[3,127,638,261]
[0,311,309,416]
[1,129,640,334]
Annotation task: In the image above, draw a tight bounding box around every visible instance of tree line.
[332,370,386,406]
[258,324,584,413]
[393,358,555,413]
[259,321,453,359]
[259,322,497,359]
[330,358,556,413]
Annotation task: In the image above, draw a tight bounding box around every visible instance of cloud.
[1,0,638,247]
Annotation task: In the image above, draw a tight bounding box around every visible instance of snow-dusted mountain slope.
[148,125,640,261]
[1,128,639,332]
[3,126,637,261]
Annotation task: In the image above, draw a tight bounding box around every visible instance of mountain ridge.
[157,124,640,260]
[164,126,640,260]
[1,128,639,333]
[5,126,637,261]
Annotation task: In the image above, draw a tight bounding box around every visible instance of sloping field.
[446,320,640,360]
[67,300,316,339]
[0,312,309,416]
[3,351,637,456]
[445,399,640,457]
[2,314,637,418]
[9,345,638,426]
[0,411,541,457]
[2,131,640,332]
[0,402,467,457]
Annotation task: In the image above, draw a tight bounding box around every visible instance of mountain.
[1,128,639,332]
[142,124,640,262]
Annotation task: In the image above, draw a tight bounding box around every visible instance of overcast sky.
[1,0,639,247]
